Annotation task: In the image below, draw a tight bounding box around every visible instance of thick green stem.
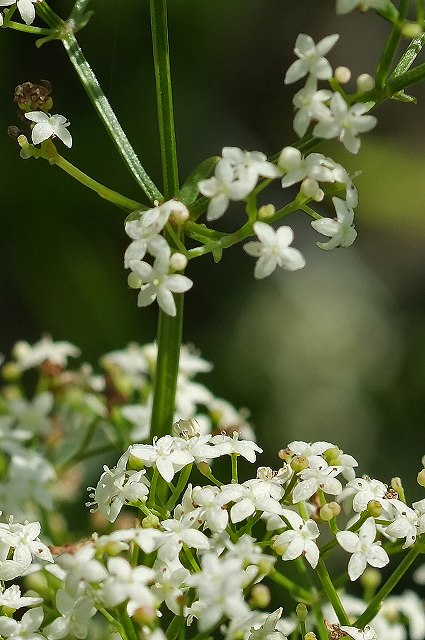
[355,543,422,628]
[150,296,184,438]
[150,0,179,197]
[61,34,162,203]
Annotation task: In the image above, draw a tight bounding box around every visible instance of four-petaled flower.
[285,33,339,84]
[336,517,389,581]
[0,0,39,25]
[244,222,305,279]
[25,111,72,148]
[311,197,357,250]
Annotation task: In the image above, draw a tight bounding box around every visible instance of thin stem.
[5,21,53,34]
[316,559,350,626]
[69,0,91,22]
[61,34,162,203]
[50,152,142,211]
[149,0,179,197]
[150,295,184,438]
[269,569,313,603]
[355,543,423,628]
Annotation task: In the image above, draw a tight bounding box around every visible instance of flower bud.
[391,477,403,495]
[170,252,188,271]
[142,514,160,529]
[197,461,212,476]
[1,362,21,382]
[131,606,157,626]
[329,501,341,518]
[249,584,271,609]
[301,178,323,201]
[127,272,141,289]
[257,557,275,576]
[367,500,383,517]
[421,454,425,468]
[324,447,341,466]
[296,603,308,622]
[258,204,276,220]
[320,504,335,522]
[278,448,292,462]
[305,634,317,640]
[417,469,425,488]
[278,146,301,171]
[291,455,308,473]
[356,73,375,93]
[128,452,144,470]
[335,66,351,84]
[360,567,382,590]
[401,22,423,39]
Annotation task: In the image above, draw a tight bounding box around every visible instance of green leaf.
[391,90,417,103]
[178,156,219,205]
[212,248,223,263]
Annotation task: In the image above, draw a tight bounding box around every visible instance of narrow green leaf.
[391,90,417,103]
[178,156,219,205]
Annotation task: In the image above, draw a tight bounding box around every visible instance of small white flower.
[198,158,256,221]
[285,33,339,84]
[336,0,388,15]
[384,500,418,548]
[244,222,305,279]
[336,517,389,581]
[273,511,320,568]
[124,205,170,267]
[340,625,378,640]
[25,111,72,148]
[44,590,96,640]
[313,92,377,154]
[311,196,357,250]
[222,147,281,182]
[292,76,333,137]
[0,585,42,609]
[292,455,342,503]
[130,435,194,483]
[0,0,39,25]
[12,336,80,372]
[0,606,45,640]
[130,248,192,317]
[101,557,155,615]
[248,608,288,640]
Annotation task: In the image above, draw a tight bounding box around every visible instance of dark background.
[1,0,425,500]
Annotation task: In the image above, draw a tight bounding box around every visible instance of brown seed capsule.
[14,80,53,113]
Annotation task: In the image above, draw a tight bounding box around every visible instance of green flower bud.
[367,500,383,517]
[258,204,276,220]
[142,514,160,529]
[296,603,308,622]
[305,633,317,640]
[401,22,423,39]
[417,469,425,488]
[291,455,308,472]
[320,504,335,522]
[360,567,382,590]
[249,584,271,609]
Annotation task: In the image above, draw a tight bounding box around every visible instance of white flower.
[0,607,45,640]
[381,590,425,640]
[198,158,255,221]
[248,609,288,640]
[151,561,190,615]
[0,585,42,609]
[0,0,39,25]
[273,511,320,568]
[311,196,357,250]
[340,625,378,640]
[55,545,108,597]
[158,511,210,561]
[12,336,80,371]
[222,147,281,182]
[121,404,151,442]
[292,455,342,503]
[124,205,170,267]
[101,557,155,615]
[192,486,230,533]
[284,33,339,84]
[25,111,72,148]
[336,0,388,15]
[344,477,389,513]
[287,440,334,458]
[0,520,53,567]
[244,222,305,279]
[209,432,262,462]
[187,553,250,631]
[87,450,150,523]
[130,248,192,317]
[130,435,194,483]
[313,92,377,154]
[292,76,332,137]
[336,517,389,580]
[384,500,419,548]
[44,590,96,640]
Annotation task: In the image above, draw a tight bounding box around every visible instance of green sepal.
[124,205,149,224]
[178,156,219,205]
[391,90,417,103]
[212,248,223,263]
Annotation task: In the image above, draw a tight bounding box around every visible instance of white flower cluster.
[62,431,425,639]
[125,200,192,316]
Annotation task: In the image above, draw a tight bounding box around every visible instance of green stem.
[4,21,53,34]
[166,616,185,640]
[316,559,350,626]
[61,34,162,203]
[149,0,179,197]
[231,454,238,483]
[387,61,425,93]
[150,295,184,438]
[355,543,422,628]
[165,463,193,512]
[116,608,138,640]
[269,569,313,603]
[69,0,91,22]
[50,152,142,211]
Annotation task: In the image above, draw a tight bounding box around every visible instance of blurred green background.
[1,0,425,497]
